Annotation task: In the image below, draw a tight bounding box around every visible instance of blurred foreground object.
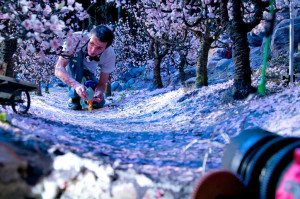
[193,128,300,199]
[192,169,247,199]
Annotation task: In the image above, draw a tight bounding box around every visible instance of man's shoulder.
[99,46,116,66]
[102,46,116,57]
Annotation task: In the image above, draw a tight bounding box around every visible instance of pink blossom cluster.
[14,41,57,85]
[110,20,150,81]
[0,0,89,56]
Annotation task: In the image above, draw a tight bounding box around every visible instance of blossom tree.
[180,1,224,87]
[126,0,224,88]
[148,38,170,88]
[219,0,299,99]
[106,0,221,88]
[14,44,57,95]
[107,1,171,88]
[166,35,199,85]
[112,19,150,82]
[118,2,170,88]
[0,0,89,78]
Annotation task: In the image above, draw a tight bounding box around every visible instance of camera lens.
[222,128,300,199]
[222,128,278,174]
[259,140,300,199]
[244,137,299,199]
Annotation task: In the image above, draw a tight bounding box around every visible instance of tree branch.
[247,0,269,32]
[148,39,155,58]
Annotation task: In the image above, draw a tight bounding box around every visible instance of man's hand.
[93,90,103,103]
[75,84,88,101]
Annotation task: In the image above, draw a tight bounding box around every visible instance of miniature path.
[0,84,299,199]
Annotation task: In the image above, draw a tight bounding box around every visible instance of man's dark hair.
[90,25,114,48]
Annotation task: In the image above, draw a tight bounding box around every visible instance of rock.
[125,78,136,89]
[208,59,234,84]
[170,67,196,86]
[185,68,197,78]
[119,72,132,82]
[215,59,233,71]
[170,73,181,86]
[0,142,27,183]
[222,33,230,39]
[30,152,180,199]
[132,78,153,90]
[248,32,264,47]
[0,141,32,199]
[119,67,146,83]
[217,48,226,58]
[111,82,120,91]
[31,153,114,199]
[212,46,232,59]
[207,59,220,73]
[209,48,223,58]
[120,83,126,91]
[185,77,196,86]
[250,47,263,70]
[117,84,123,91]
[129,67,146,78]
[270,17,300,57]
[276,8,298,23]
[112,183,137,199]
[210,57,223,62]
[144,74,154,80]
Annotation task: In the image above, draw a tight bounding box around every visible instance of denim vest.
[66,49,97,98]
[66,49,85,84]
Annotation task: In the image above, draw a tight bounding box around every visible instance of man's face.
[87,35,108,57]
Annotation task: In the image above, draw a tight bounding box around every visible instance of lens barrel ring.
[243,137,299,198]
[259,140,300,199]
[222,128,278,174]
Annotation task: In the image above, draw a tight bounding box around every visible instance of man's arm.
[93,72,109,102]
[55,56,88,100]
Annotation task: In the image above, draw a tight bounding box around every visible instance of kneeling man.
[55,25,116,110]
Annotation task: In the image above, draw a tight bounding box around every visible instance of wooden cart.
[0,75,38,114]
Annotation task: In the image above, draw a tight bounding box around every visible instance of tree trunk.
[149,39,168,89]
[195,38,210,87]
[35,80,42,96]
[153,57,163,88]
[105,75,112,97]
[0,38,17,78]
[230,24,256,99]
[179,53,186,85]
[220,0,260,99]
[45,83,50,94]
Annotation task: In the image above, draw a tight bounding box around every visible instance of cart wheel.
[11,90,30,114]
